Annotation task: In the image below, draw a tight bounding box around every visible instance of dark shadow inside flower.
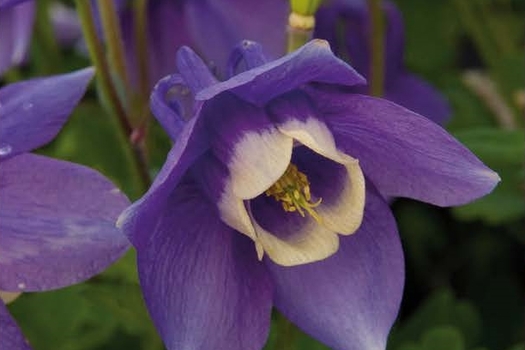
[291,145,346,205]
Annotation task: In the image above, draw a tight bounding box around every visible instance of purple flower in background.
[0,0,35,76]
[119,41,498,350]
[0,0,88,76]
[49,2,83,47]
[0,68,131,349]
[118,0,287,86]
[315,0,451,123]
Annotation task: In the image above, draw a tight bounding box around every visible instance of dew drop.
[0,144,12,156]
[17,282,26,290]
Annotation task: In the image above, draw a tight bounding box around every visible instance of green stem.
[33,0,62,74]
[368,0,384,96]
[133,0,152,129]
[286,12,315,53]
[96,0,131,106]
[287,26,313,53]
[75,0,151,194]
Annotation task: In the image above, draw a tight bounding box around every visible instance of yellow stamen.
[265,163,323,223]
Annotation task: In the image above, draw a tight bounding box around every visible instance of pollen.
[265,163,323,223]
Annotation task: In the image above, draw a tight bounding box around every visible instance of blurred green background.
[4,0,524,349]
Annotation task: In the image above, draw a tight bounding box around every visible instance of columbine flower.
[117,0,287,85]
[114,0,449,125]
[119,40,498,350]
[315,0,451,123]
[0,68,130,348]
[0,0,35,75]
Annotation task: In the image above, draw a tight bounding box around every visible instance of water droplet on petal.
[17,282,26,290]
[0,144,12,156]
[22,102,33,110]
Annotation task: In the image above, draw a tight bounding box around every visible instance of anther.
[265,163,323,223]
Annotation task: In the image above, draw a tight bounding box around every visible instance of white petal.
[277,117,339,160]
[0,291,20,304]
[318,154,365,234]
[218,187,255,237]
[228,127,293,199]
[248,208,340,267]
[278,117,366,234]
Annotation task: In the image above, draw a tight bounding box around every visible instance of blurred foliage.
[453,128,525,225]
[4,0,524,349]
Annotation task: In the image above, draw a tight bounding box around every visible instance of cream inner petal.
[217,117,365,266]
[317,154,365,235]
[248,207,340,267]
[278,117,365,235]
[218,126,293,259]
[228,127,293,199]
[277,117,340,160]
[217,186,263,256]
[0,290,21,304]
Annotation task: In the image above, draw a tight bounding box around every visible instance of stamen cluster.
[265,163,323,223]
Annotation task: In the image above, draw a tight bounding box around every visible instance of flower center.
[265,163,323,223]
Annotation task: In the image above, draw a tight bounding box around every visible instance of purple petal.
[0,0,29,8]
[197,40,366,106]
[0,68,94,161]
[0,301,31,350]
[176,46,219,94]
[0,0,35,76]
[149,74,198,141]
[0,154,130,292]
[185,0,288,78]
[266,186,404,350]
[316,91,499,206]
[226,41,268,78]
[384,73,451,125]
[118,114,209,247]
[136,179,272,350]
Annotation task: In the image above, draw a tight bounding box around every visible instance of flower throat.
[265,163,322,223]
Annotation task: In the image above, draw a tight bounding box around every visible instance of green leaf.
[9,285,117,350]
[388,288,481,349]
[506,344,525,350]
[421,326,465,350]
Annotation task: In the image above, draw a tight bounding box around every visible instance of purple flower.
[0,0,88,76]
[0,0,35,76]
[315,0,451,123]
[119,40,498,350]
[49,2,83,47]
[0,68,131,348]
[118,0,287,86]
